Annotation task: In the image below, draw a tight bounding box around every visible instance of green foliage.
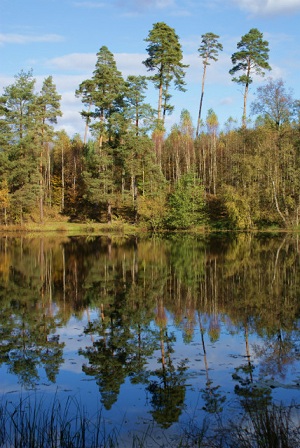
[138,194,167,230]
[198,32,223,66]
[1,27,300,230]
[77,46,126,147]
[143,22,188,121]
[0,71,62,223]
[230,28,271,84]
[162,110,195,182]
[197,32,223,135]
[206,108,218,133]
[221,185,252,230]
[124,75,156,134]
[1,70,36,142]
[230,28,271,126]
[165,173,206,229]
[0,235,300,445]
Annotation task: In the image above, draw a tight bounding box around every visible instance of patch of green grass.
[0,395,119,448]
[0,221,142,237]
[1,394,300,447]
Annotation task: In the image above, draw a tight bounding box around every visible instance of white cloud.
[232,0,300,16]
[44,53,151,137]
[0,33,64,46]
[47,53,96,72]
[75,0,189,18]
[60,90,80,104]
[266,63,286,80]
[220,96,234,106]
[151,0,175,7]
[170,8,192,16]
[61,109,86,135]
[116,0,175,9]
[115,53,148,77]
[33,74,85,92]
[47,52,148,77]
[73,1,106,8]
[0,75,14,89]
[0,72,85,138]
[115,0,193,15]
[184,52,232,86]
[265,31,295,48]
[0,50,150,137]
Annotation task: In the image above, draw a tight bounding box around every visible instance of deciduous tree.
[162,109,195,183]
[206,108,219,195]
[251,78,294,131]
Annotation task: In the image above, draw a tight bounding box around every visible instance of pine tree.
[92,46,125,147]
[76,79,96,144]
[143,22,188,125]
[229,28,271,127]
[1,70,36,141]
[1,71,39,222]
[197,32,223,137]
[124,75,155,135]
[35,76,62,221]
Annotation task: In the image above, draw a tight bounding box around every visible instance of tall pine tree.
[143,22,188,125]
[229,28,271,127]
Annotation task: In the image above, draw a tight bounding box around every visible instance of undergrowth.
[0,395,299,447]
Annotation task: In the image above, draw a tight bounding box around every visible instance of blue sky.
[1,0,300,137]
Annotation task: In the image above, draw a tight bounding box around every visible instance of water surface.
[0,233,299,444]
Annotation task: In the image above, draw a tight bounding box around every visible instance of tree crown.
[198,32,223,66]
[229,28,271,84]
[143,22,188,91]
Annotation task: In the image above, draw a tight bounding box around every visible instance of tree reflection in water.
[198,312,226,416]
[146,298,188,428]
[0,234,299,438]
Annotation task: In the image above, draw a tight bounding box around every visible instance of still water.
[0,233,300,445]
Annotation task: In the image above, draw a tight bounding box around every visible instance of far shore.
[0,221,296,237]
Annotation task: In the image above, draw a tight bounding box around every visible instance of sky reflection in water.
[0,233,299,442]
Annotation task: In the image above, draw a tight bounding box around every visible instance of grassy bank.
[0,221,142,237]
[0,395,299,447]
[0,211,295,238]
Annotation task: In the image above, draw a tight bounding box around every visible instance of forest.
[1,23,300,231]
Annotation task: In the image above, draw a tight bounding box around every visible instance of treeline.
[0,23,300,229]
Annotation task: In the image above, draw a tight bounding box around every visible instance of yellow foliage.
[0,180,10,208]
[138,195,166,230]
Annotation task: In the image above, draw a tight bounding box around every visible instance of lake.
[0,232,300,446]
